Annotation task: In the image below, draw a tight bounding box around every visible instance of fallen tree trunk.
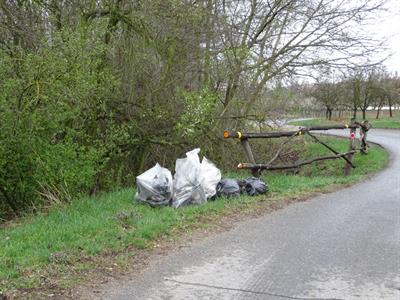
[224,124,359,140]
[306,131,356,169]
[238,151,356,171]
[224,121,370,176]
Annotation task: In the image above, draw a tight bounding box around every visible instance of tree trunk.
[388,97,393,117]
[353,106,357,118]
[376,107,381,119]
[362,109,366,120]
[203,0,213,87]
[220,70,240,118]
[50,0,62,31]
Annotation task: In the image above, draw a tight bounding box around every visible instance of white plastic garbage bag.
[172,149,204,208]
[172,149,221,208]
[135,163,173,207]
[200,157,221,198]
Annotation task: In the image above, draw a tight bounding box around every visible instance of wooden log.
[360,133,368,154]
[354,120,371,132]
[359,120,370,154]
[306,131,356,168]
[224,130,301,139]
[240,139,260,177]
[344,127,357,176]
[302,124,359,131]
[238,151,356,171]
[223,124,358,140]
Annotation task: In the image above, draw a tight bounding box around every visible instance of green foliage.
[0,1,223,218]
[175,88,218,138]
[0,28,118,216]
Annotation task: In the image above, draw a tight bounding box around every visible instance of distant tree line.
[306,67,400,120]
[0,0,388,217]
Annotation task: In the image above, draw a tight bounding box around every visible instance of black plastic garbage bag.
[216,178,241,198]
[242,177,268,196]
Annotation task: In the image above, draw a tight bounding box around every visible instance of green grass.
[369,112,400,129]
[0,138,389,296]
[299,136,387,176]
[291,111,400,129]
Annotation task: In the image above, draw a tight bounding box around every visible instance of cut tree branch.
[238,150,357,171]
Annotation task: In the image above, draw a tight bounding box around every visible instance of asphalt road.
[99,129,400,300]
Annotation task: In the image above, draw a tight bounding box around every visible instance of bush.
[0,29,114,217]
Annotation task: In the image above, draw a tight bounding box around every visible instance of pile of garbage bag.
[135,148,268,208]
[216,177,268,198]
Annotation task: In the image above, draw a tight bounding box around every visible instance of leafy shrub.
[0,29,115,217]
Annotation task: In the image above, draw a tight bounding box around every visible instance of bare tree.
[209,0,387,126]
[312,81,341,120]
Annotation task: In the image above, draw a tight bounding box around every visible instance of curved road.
[100,129,400,300]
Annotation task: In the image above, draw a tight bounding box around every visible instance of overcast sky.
[371,0,400,73]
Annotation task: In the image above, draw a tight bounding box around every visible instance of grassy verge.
[369,112,400,129]
[0,137,389,298]
[291,111,400,129]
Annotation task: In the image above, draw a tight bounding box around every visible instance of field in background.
[291,111,400,129]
